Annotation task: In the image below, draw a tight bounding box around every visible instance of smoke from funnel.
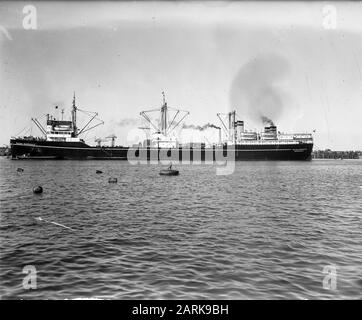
[183,123,221,131]
[261,116,274,126]
[229,54,290,126]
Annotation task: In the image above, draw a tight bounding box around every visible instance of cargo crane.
[94,137,108,147]
[106,134,117,147]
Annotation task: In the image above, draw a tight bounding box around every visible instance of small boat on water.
[159,164,179,176]
[159,169,179,176]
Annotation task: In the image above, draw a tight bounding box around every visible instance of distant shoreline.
[312,158,361,160]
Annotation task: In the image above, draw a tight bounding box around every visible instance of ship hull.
[10,138,129,160]
[234,143,313,160]
[10,138,313,161]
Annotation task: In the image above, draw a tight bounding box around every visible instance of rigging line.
[15,123,31,137]
[168,110,180,132]
[217,113,229,135]
[78,121,104,135]
[168,112,189,134]
[77,108,96,115]
[167,107,190,114]
[140,112,159,132]
[78,113,98,135]
[36,114,46,120]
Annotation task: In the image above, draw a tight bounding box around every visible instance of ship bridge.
[45,117,80,142]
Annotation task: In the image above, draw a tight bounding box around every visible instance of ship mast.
[69,92,104,137]
[161,91,167,135]
[72,92,77,137]
[140,92,189,138]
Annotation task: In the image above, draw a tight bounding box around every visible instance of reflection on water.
[0,158,361,299]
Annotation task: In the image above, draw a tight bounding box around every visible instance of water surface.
[0,158,361,299]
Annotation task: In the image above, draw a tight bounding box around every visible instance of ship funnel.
[235,120,244,143]
[262,125,277,140]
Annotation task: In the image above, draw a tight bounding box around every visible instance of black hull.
[10,139,313,161]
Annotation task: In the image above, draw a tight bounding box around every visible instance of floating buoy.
[96,170,103,174]
[33,186,43,194]
[108,177,117,183]
[17,168,24,173]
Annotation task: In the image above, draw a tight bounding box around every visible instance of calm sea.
[0,158,361,299]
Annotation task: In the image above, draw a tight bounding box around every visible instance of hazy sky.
[1,1,362,149]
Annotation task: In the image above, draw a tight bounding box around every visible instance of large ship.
[10,93,313,161]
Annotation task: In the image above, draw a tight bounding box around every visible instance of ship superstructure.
[217,110,313,146]
[29,93,103,144]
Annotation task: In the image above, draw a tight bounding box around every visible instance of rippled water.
[0,158,361,299]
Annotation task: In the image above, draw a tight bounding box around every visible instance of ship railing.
[13,136,47,141]
[237,139,313,145]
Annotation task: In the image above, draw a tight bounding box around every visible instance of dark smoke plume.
[229,54,290,126]
[183,123,221,131]
[261,116,274,126]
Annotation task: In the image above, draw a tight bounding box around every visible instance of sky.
[1,1,362,150]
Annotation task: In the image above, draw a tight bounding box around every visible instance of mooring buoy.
[33,186,43,194]
[17,168,24,173]
[108,177,117,183]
